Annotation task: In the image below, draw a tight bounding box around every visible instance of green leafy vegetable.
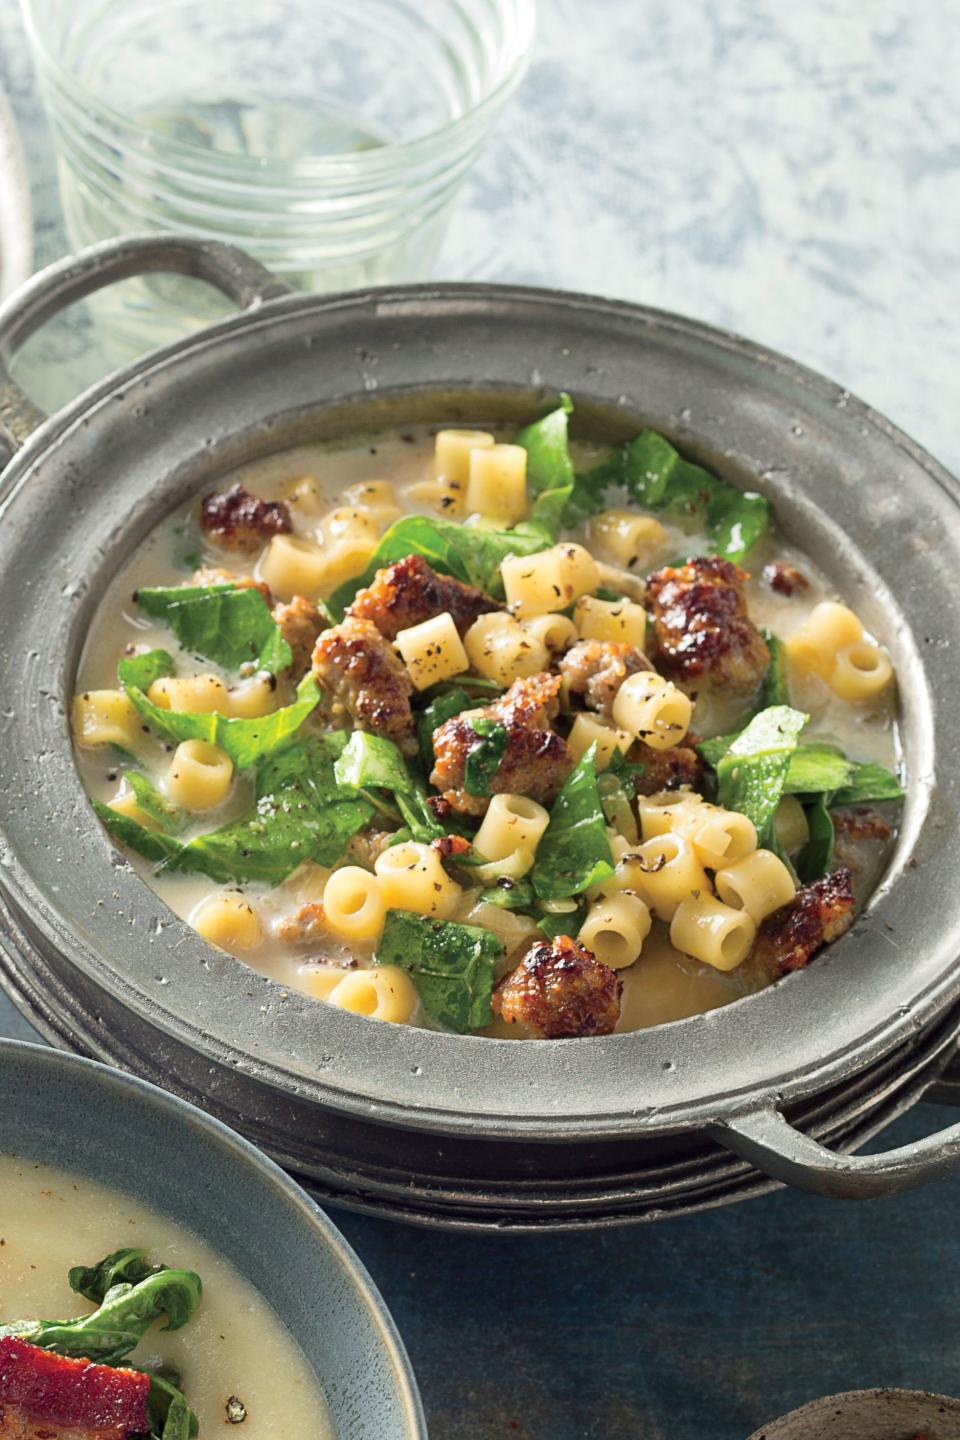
[376,909,502,1032]
[479,878,535,911]
[334,730,441,841]
[69,1249,162,1304]
[1,1266,202,1368]
[566,427,770,563]
[532,745,615,900]
[513,395,575,540]
[417,686,473,769]
[715,706,808,847]
[136,585,292,674]
[125,673,320,770]
[147,1369,199,1440]
[537,906,585,941]
[463,717,509,797]
[783,743,855,796]
[93,800,184,865]
[759,631,789,708]
[326,514,547,619]
[118,648,176,692]
[161,733,374,884]
[796,792,836,882]
[597,764,636,837]
[124,772,187,834]
[832,761,904,807]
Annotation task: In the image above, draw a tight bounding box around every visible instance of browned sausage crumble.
[493,934,622,1038]
[199,483,292,552]
[646,555,770,695]
[751,868,856,978]
[763,560,809,596]
[348,553,502,639]
[559,639,653,716]
[272,595,324,679]
[312,617,416,753]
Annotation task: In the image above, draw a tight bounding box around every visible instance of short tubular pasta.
[829,640,894,702]
[463,612,548,684]
[613,672,693,751]
[469,847,536,883]
[466,442,528,525]
[434,429,496,482]
[568,713,633,770]
[670,894,756,972]
[579,892,652,970]
[322,865,388,943]
[474,794,551,862]
[108,784,160,832]
[587,509,668,569]
[500,549,567,619]
[774,795,810,855]
[74,689,141,749]
[193,893,263,953]
[228,674,278,718]
[632,833,708,922]
[328,965,418,1023]
[574,595,647,649]
[259,533,329,600]
[320,506,379,546]
[396,611,469,690]
[165,739,234,811]
[785,601,863,677]
[298,966,345,1001]
[521,612,578,655]
[637,790,704,841]
[374,841,462,918]
[715,849,796,924]
[342,479,402,530]
[149,674,231,716]
[683,804,757,870]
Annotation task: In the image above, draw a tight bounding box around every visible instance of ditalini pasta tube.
[612,671,693,750]
[374,842,462,919]
[714,849,796,924]
[670,894,756,972]
[321,866,388,943]
[579,893,652,970]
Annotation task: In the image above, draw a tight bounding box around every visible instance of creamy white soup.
[73,407,902,1040]
[0,1154,331,1438]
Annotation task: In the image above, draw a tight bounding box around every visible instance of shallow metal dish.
[1,235,960,1228]
[747,1388,960,1439]
[0,1038,426,1438]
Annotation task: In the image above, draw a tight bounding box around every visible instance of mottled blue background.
[2,2,960,1435]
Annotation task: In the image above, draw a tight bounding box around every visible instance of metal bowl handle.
[0,234,291,460]
[710,1102,960,1199]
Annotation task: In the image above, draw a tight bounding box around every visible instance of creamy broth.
[73,425,901,1036]
[0,1155,331,1437]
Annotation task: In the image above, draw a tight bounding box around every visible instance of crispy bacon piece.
[312,617,416,753]
[431,834,472,861]
[347,554,501,640]
[0,1336,150,1440]
[190,566,273,604]
[752,868,856,978]
[430,672,573,815]
[493,935,622,1038]
[762,560,809,597]
[558,639,653,717]
[199,483,292,553]
[629,739,705,796]
[645,555,770,695]
[272,595,324,680]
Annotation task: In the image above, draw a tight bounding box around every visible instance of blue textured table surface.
[3,3,960,1436]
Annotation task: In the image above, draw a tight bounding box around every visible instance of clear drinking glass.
[20,0,535,345]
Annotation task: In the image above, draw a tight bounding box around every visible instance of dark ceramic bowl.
[0,1038,426,1438]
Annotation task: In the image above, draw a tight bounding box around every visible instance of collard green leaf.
[759,631,789,708]
[325,514,546,619]
[537,906,585,941]
[514,396,575,539]
[125,772,187,834]
[125,673,320,770]
[162,733,374,884]
[479,878,535,912]
[376,909,501,1032]
[532,745,615,900]
[831,761,904,807]
[118,648,176,692]
[1,1267,202,1367]
[417,686,473,769]
[136,585,291,674]
[796,792,836,882]
[463,717,509,797]
[93,800,185,865]
[147,1370,199,1440]
[69,1249,161,1304]
[334,730,441,841]
[783,743,855,796]
[716,706,809,847]
[565,427,770,563]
